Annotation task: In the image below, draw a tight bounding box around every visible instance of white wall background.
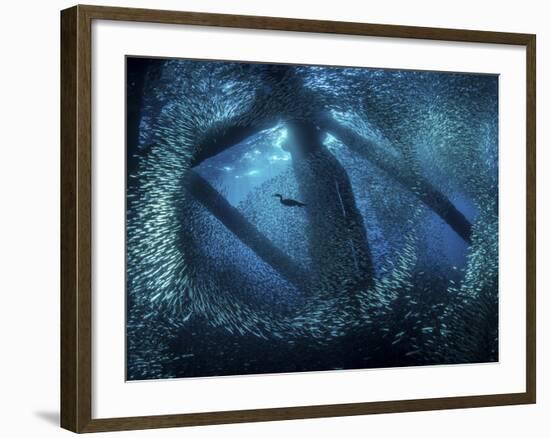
[0,0,546,436]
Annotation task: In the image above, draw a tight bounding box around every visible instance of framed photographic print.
[60,4,536,433]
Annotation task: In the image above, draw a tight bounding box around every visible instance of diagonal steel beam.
[318,113,472,243]
[186,171,309,292]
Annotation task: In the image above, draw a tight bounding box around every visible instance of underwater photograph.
[126,56,499,381]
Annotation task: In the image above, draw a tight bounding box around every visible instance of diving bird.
[272,194,307,207]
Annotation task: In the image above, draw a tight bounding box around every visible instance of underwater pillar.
[186,171,309,292]
[319,114,472,243]
[285,120,374,293]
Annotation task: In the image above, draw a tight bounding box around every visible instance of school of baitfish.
[126,59,498,380]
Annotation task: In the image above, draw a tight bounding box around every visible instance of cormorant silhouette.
[272,194,307,207]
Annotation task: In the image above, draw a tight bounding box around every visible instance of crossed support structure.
[186,112,472,295]
[156,66,473,295]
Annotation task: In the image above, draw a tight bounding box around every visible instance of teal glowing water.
[126,58,498,380]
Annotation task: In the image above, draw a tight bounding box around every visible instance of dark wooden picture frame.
[61,4,536,433]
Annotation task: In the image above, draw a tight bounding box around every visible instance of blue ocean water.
[126,58,499,380]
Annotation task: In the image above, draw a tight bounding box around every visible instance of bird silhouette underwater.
[272,194,307,207]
